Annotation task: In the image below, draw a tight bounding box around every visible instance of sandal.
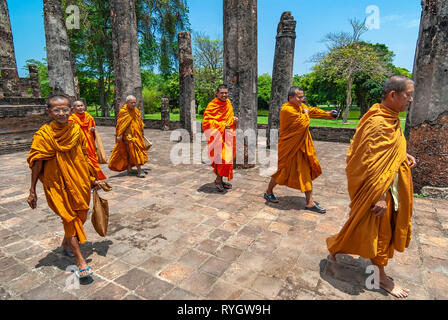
[127,170,138,176]
[222,182,232,189]
[304,203,326,214]
[264,193,279,203]
[63,250,74,257]
[214,180,224,192]
[137,171,146,178]
[75,266,93,279]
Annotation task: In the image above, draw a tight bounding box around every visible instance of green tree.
[257,73,272,110]
[192,33,223,111]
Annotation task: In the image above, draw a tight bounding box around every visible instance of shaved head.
[382,75,414,100]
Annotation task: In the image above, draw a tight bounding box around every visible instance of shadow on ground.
[318,254,388,297]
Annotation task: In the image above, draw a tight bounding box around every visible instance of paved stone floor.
[1,126,448,300]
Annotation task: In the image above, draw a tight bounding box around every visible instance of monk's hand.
[371,199,387,217]
[27,190,37,209]
[92,180,100,190]
[90,127,96,133]
[407,153,417,169]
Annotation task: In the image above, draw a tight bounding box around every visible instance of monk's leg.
[375,264,410,298]
[266,177,277,195]
[371,193,409,298]
[61,237,74,256]
[304,190,314,207]
[67,236,90,277]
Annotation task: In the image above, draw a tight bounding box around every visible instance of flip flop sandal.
[63,250,74,257]
[137,172,146,178]
[264,193,279,203]
[214,181,224,192]
[304,204,326,214]
[222,182,232,189]
[75,266,93,279]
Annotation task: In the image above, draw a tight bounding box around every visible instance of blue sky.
[8,0,422,77]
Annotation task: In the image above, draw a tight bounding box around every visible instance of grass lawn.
[88,106,407,130]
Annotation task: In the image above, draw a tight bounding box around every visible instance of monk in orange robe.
[327,75,417,298]
[69,99,107,180]
[27,94,98,278]
[202,85,238,192]
[108,95,148,178]
[264,86,337,213]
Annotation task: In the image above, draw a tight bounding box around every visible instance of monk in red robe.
[202,85,238,192]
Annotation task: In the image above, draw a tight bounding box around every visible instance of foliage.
[193,33,223,110]
[257,73,272,110]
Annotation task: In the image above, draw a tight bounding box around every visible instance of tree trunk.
[43,0,79,99]
[407,0,448,195]
[342,77,353,123]
[110,0,143,116]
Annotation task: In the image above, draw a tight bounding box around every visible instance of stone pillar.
[178,32,196,142]
[161,97,170,131]
[0,0,20,97]
[267,12,296,148]
[223,0,258,168]
[43,0,79,99]
[110,0,143,115]
[28,65,42,98]
[407,0,448,196]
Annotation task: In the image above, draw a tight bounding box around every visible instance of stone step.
[0,97,46,105]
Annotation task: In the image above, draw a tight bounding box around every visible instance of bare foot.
[327,252,337,263]
[380,276,410,298]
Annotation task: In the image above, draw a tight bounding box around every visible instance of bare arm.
[28,160,43,209]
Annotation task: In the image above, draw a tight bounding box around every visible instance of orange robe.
[326,103,413,266]
[108,105,148,172]
[27,121,97,244]
[271,102,333,192]
[69,112,107,180]
[202,98,237,181]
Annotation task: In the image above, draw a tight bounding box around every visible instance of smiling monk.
[69,99,106,180]
[326,75,417,299]
[27,94,98,279]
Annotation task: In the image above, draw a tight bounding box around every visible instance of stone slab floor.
[1,126,447,300]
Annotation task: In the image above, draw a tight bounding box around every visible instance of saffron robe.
[108,105,148,172]
[326,103,413,266]
[202,98,237,181]
[271,102,333,192]
[27,121,97,244]
[69,112,107,180]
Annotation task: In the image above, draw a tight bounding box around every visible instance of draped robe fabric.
[271,102,333,192]
[27,121,97,244]
[326,103,413,266]
[69,112,107,180]
[202,98,237,181]
[108,105,148,172]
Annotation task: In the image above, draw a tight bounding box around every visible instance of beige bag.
[91,181,112,237]
[95,130,108,164]
[143,136,152,150]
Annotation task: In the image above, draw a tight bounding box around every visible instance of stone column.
[178,32,196,142]
[223,0,258,168]
[0,0,20,97]
[110,0,143,115]
[43,0,79,99]
[28,65,42,98]
[267,12,296,148]
[407,0,448,197]
[161,97,170,131]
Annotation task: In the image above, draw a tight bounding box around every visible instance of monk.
[69,99,107,180]
[264,86,337,213]
[108,95,148,178]
[27,94,98,279]
[326,75,417,298]
[202,84,238,192]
